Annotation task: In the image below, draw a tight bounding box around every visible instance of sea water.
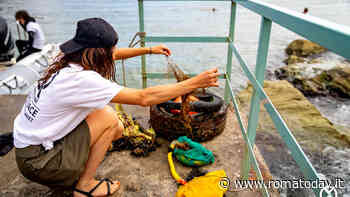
[1,0,350,127]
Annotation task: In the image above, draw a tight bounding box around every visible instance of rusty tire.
[150,93,228,142]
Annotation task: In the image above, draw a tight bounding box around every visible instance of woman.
[15,10,45,61]
[13,18,219,197]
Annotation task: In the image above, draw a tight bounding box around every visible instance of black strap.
[74,188,93,197]
[74,178,113,197]
[106,179,111,196]
[90,178,113,195]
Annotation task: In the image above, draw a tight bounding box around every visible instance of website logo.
[320,186,337,197]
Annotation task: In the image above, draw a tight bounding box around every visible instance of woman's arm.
[113,44,171,60]
[111,68,219,106]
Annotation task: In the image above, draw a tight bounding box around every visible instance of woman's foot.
[74,178,120,197]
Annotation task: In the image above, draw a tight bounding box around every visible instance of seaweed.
[109,104,157,157]
[167,58,194,138]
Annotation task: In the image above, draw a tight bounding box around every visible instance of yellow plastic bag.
[176,170,228,197]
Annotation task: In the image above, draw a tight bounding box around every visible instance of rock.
[237,80,350,151]
[246,81,350,196]
[285,39,326,57]
[319,147,350,195]
[276,62,350,99]
[322,146,336,155]
[308,58,323,64]
[334,125,350,144]
[319,66,350,98]
[283,55,306,65]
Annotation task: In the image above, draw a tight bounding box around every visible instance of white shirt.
[26,21,45,49]
[13,64,124,150]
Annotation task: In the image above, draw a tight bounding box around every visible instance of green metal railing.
[137,0,350,196]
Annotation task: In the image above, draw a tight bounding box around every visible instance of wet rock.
[256,126,350,196]
[283,55,306,65]
[323,66,350,98]
[320,147,350,195]
[285,39,326,57]
[276,62,350,99]
[237,80,350,151]
[321,146,336,155]
[308,58,324,64]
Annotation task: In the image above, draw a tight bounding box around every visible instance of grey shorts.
[15,120,91,189]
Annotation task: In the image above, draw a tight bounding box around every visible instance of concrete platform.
[0,95,278,197]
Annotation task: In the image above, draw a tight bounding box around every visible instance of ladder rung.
[145,36,230,43]
[145,72,226,79]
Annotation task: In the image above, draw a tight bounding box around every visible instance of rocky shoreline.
[256,132,350,197]
[239,39,350,196]
[238,80,350,196]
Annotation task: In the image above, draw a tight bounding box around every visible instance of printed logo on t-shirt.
[34,71,59,103]
[24,96,40,122]
[24,71,59,122]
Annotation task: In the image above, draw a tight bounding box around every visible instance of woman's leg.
[74,105,124,197]
[15,40,28,54]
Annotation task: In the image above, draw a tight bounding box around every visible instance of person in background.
[0,16,15,65]
[13,18,220,197]
[14,10,45,61]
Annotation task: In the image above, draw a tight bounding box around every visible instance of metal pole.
[224,1,237,103]
[16,21,21,40]
[241,16,272,180]
[138,0,147,88]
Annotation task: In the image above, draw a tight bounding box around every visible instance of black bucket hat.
[60,18,118,54]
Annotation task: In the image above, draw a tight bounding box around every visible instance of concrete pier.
[0,95,278,197]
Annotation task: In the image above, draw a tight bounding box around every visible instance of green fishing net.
[173,136,215,167]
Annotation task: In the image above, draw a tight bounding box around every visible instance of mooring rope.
[116,32,146,86]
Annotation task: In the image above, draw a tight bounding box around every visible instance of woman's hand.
[112,67,220,106]
[150,44,171,56]
[191,68,220,88]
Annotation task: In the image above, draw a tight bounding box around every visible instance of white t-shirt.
[13,64,124,150]
[26,21,45,49]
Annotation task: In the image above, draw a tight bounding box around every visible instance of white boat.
[0,44,60,95]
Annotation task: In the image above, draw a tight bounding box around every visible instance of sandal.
[74,178,115,197]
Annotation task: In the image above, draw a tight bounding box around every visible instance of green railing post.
[226,78,270,197]
[241,16,272,180]
[138,0,147,88]
[224,1,237,103]
[231,41,322,196]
